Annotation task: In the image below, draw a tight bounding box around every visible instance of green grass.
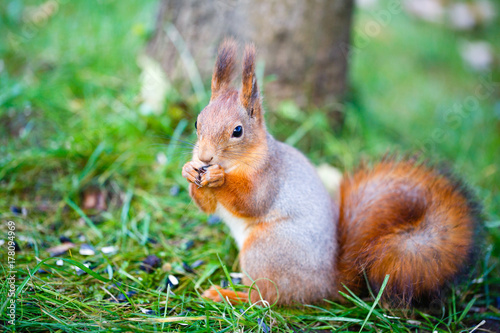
[1,0,499,331]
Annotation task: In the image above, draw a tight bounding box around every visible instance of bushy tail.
[336,159,481,306]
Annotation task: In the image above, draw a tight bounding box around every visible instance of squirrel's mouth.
[195,165,211,174]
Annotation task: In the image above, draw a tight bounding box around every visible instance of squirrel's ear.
[211,38,237,101]
[240,43,260,118]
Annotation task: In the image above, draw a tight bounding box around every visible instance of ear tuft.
[240,43,259,114]
[211,38,237,100]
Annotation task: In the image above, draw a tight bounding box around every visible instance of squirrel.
[181,39,481,307]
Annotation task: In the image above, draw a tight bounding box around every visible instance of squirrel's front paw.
[182,161,205,186]
[200,165,225,188]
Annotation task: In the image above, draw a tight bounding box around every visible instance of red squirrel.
[181,39,481,307]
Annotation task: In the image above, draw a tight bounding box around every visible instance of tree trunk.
[147,0,353,126]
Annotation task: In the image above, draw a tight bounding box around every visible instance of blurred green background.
[0,0,499,331]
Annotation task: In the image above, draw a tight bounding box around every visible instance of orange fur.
[212,152,268,218]
[202,285,249,304]
[240,43,258,111]
[337,160,479,306]
[189,184,217,214]
[213,171,255,217]
[189,141,268,219]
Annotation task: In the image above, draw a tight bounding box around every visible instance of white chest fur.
[215,203,249,249]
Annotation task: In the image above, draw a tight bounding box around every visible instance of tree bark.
[147,0,353,126]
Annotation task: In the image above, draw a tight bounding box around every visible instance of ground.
[0,0,499,332]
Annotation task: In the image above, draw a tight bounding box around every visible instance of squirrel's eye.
[232,125,243,138]
[194,121,197,130]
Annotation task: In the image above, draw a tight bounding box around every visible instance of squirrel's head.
[194,39,267,171]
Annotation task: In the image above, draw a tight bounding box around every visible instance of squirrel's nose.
[198,153,213,165]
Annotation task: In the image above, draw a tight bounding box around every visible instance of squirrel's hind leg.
[201,285,249,304]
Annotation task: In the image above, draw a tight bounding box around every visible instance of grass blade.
[78,142,106,183]
[65,197,103,238]
[359,274,390,332]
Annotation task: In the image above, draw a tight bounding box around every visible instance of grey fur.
[230,134,338,304]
